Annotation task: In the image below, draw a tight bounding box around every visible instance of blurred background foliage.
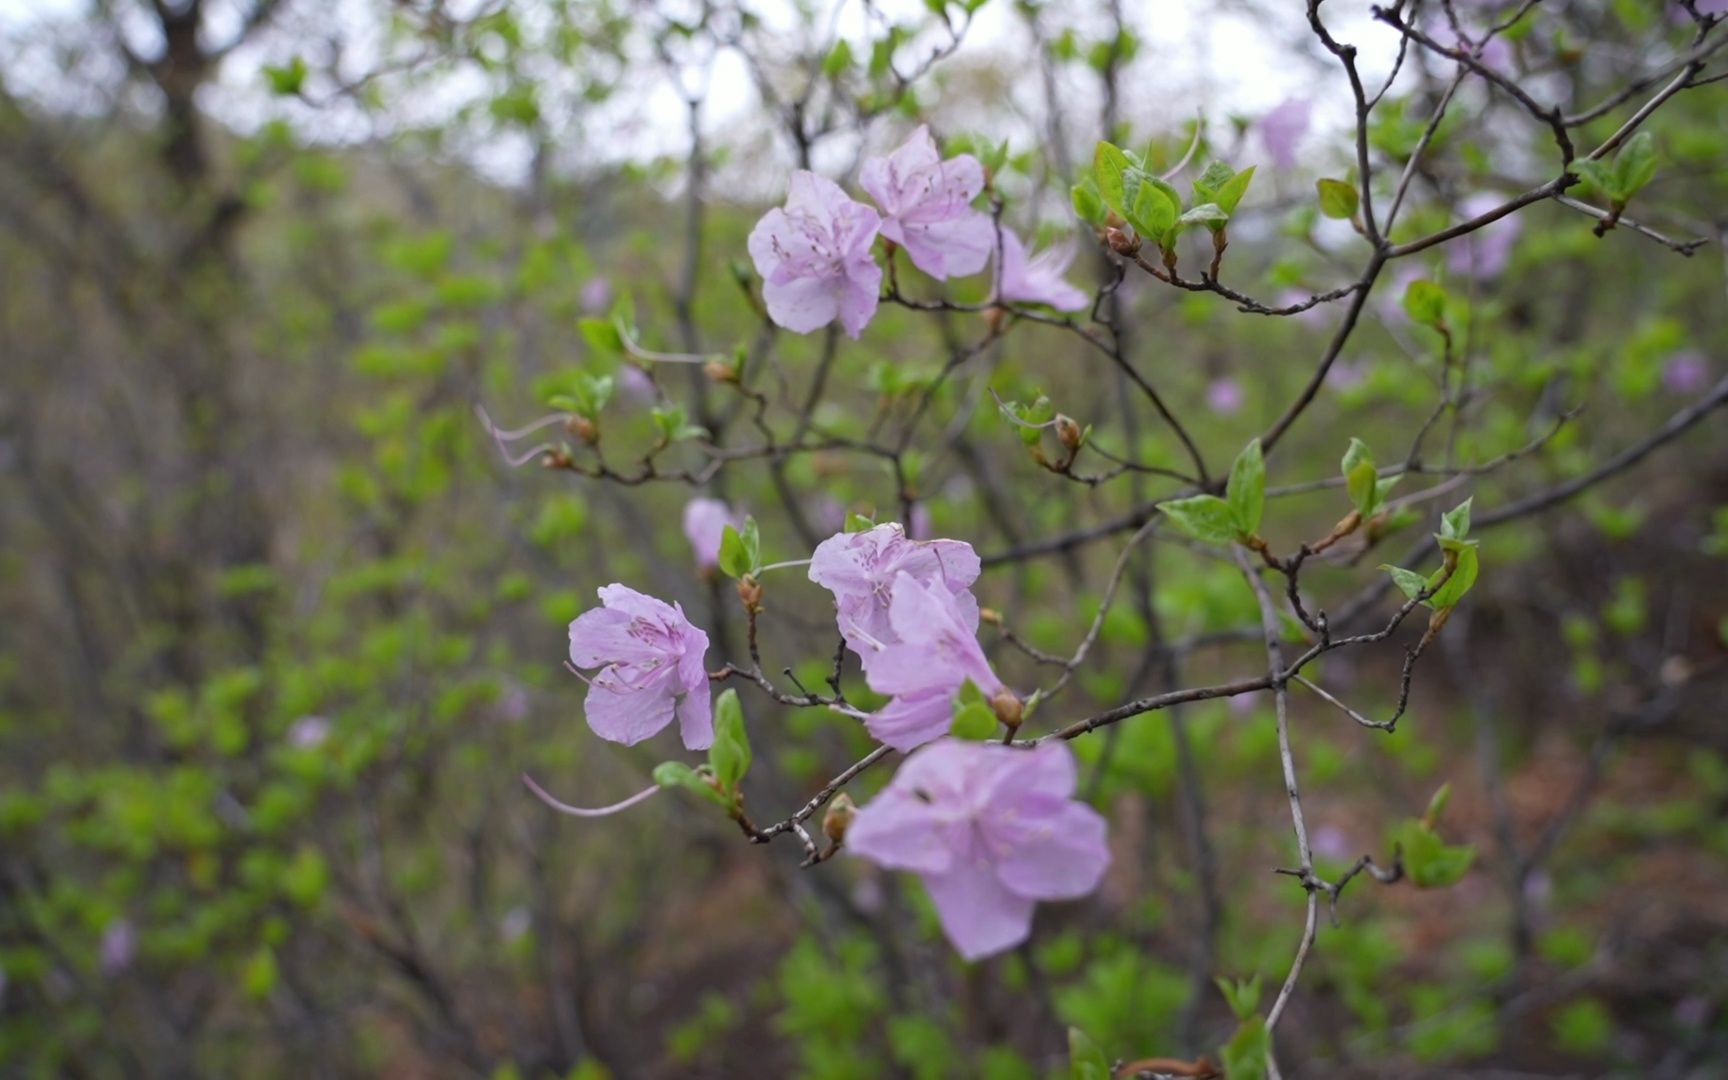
[0,0,1726,1076]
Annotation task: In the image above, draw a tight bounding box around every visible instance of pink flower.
[995,229,1088,311]
[1205,377,1243,415]
[1662,349,1711,394]
[287,715,331,748]
[1310,824,1352,861]
[1258,97,1312,171]
[808,523,980,672]
[100,918,137,976]
[617,365,657,406]
[860,125,994,280]
[1446,192,1521,279]
[860,573,1006,750]
[682,496,738,569]
[580,276,613,313]
[748,171,883,338]
[847,740,1111,960]
[567,585,713,749]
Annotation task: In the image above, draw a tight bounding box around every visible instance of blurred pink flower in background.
[1662,349,1711,394]
[580,276,613,313]
[748,171,883,337]
[681,496,738,570]
[1327,358,1367,391]
[616,365,657,406]
[287,715,331,748]
[100,918,137,976]
[1446,193,1522,279]
[1206,377,1244,415]
[1310,824,1352,861]
[1257,97,1312,170]
[848,740,1110,960]
[861,125,994,280]
[1275,288,1332,330]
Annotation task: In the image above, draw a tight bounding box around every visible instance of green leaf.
[1071,178,1107,227]
[653,761,729,806]
[1127,172,1180,245]
[1067,1027,1110,1080]
[1401,279,1448,327]
[740,516,762,572]
[709,690,751,793]
[844,511,875,533]
[264,56,308,96]
[1226,438,1266,536]
[1610,131,1658,201]
[579,317,625,355]
[1342,438,1380,515]
[1572,159,1613,196]
[950,700,998,741]
[1178,202,1229,229]
[1440,497,1473,542]
[822,38,853,79]
[1427,545,1479,610]
[1317,177,1359,220]
[1424,783,1452,825]
[717,525,751,580]
[1093,142,1131,213]
[1158,494,1241,545]
[1392,818,1475,888]
[1215,164,1256,215]
[1193,159,1234,203]
[1383,564,1430,604]
[1219,1018,1270,1080]
[1216,974,1263,1021]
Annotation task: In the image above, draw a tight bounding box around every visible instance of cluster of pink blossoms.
[558,519,1110,959]
[747,126,1088,340]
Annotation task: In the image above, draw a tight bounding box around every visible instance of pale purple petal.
[762,272,845,334]
[866,690,958,751]
[988,797,1111,900]
[580,276,613,313]
[583,677,677,746]
[838,261,883,339]
[100,918,136,976]
[568,608,653,669]
[677,685,714,750]
[924,857,1037,961]
[846,786,959,874]
[996,229,1088,311]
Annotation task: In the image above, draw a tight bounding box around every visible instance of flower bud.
[1105,227,1141,257]
[566,415,598,445]
[990,690,1023,733]
[736,575,763,613]
[823,793,857,846]
[540,447,573,469]
[703,360,737,384]
[984,304,1008,333]
[1054,414,1083,453]
[978,607,1002,626]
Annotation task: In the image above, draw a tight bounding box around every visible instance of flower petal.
[847,787,957,874]
[987,796,1111,901]
[922,859,1037,961]
[583,677,677,746]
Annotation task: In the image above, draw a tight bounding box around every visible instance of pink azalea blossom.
[580,276,613,313]
[682,496,738,569]
[567,585,713,749]
[748,171,883,338]
[1662,349,1711,394]
[995,229,1088,311]
[617,365,658,406]
[100,917,137,976]
[1310,824,1352,861]
[1446,193,1522,279]
[847,740,1111,960]
[1205,377,1243,415]
[860,125,994,280]
[1257,97,1312,171]
[808,523,980,672]
[287,715,331,748]
[860,573,1006,751]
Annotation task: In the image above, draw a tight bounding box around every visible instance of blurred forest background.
[2,0,1727,1076]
